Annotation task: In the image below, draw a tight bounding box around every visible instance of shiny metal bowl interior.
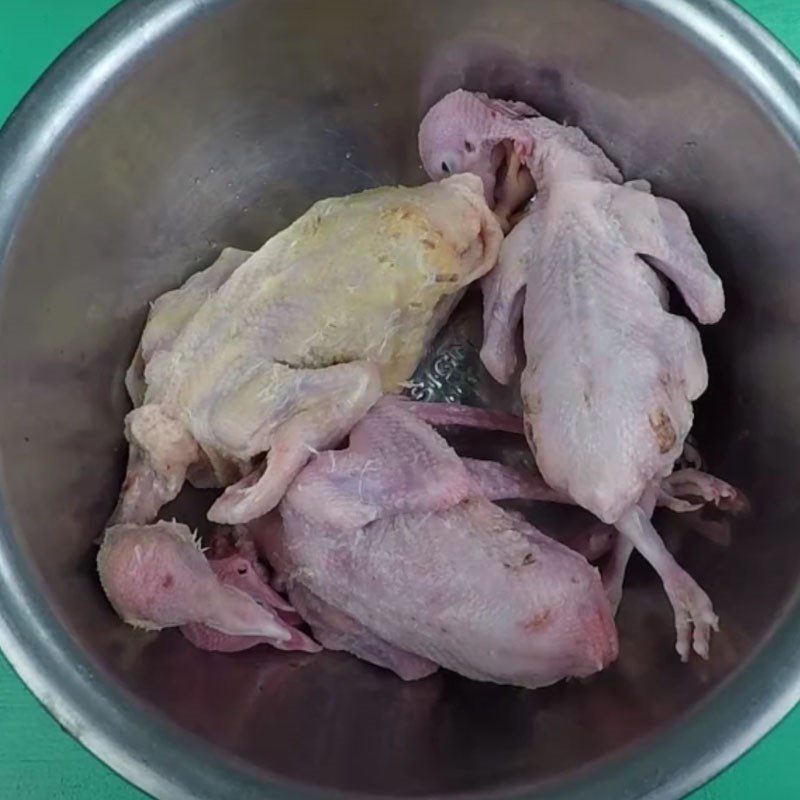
[1,1,800,798]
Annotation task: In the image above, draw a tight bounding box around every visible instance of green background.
[0,0,798,797]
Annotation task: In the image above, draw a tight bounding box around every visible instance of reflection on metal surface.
[406,299,485,404]
[407,341,477,403]
[405,298,520,415]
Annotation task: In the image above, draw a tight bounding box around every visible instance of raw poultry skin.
[250,398,618,688]
[112,174,503,528]
[97,520,319,653]
[96,403,741,660]
[419,90,727,660]
[124,246,252,409]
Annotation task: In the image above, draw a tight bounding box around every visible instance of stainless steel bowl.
[1,1,799,798]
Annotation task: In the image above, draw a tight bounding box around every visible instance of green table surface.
[0,1,798,798]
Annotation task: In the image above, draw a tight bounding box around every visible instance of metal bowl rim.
[0,1,798,798]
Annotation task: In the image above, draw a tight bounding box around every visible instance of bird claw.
[661,468,749,516]
[666,570,718,661]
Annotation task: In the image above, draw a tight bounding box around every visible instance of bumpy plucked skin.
[98,402,741,661]
[419,90,542,205]
[113,175,503,527]
[97,520,318,652]
[125,247,252,408]
[419,90,727,660]
[505,180,718,524]
[252,400,617,688]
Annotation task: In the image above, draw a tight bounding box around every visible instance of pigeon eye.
[464,140,475,153]
[441,161,451,174]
